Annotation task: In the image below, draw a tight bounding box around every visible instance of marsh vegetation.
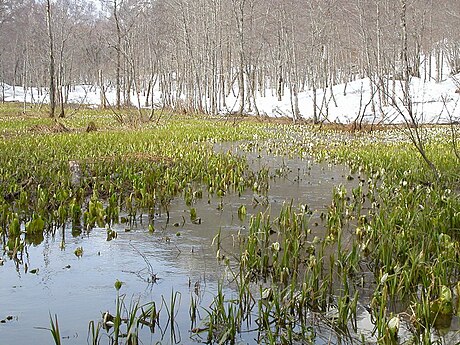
[0,103,459,344]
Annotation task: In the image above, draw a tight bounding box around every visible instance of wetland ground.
[0,103,459,344]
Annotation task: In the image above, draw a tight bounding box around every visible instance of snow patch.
[1,74,459,124]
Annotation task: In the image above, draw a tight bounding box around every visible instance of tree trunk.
[114,0,121,109]
[312,85,318,124]
[46,0,56,118]
[99,69,106,109]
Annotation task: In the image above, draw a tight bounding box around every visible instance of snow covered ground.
[248,75,460,124]
[1,74,459,124]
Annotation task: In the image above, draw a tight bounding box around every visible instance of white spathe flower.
[387,315,400,337]
[271,242,280,252]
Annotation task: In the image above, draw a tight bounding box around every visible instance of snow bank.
[1,74,459,124]
[252,75,460,124]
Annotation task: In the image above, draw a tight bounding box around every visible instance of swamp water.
[1,143,365,344]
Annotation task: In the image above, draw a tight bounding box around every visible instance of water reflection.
[0,144,357,344]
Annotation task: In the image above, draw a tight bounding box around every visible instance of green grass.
[2,102,460,343]
[204,124,460,343]
[0,103,271,240]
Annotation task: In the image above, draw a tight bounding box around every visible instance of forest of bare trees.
[0,0,459,120]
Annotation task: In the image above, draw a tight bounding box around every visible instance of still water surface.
[0,143,356,344]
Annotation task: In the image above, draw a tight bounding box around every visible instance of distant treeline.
[0,0,459,119]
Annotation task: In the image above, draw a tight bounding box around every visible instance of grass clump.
[203,124,460,344]
[0,104,270,252]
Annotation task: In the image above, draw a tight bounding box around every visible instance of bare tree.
[113,0,122,109]
[46,0,56,117]
[0,0,458,124]
[232,0,246,116]
[381,0,440,179]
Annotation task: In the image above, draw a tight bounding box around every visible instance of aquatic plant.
[0,108,271,271]
[3,104,458,343]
